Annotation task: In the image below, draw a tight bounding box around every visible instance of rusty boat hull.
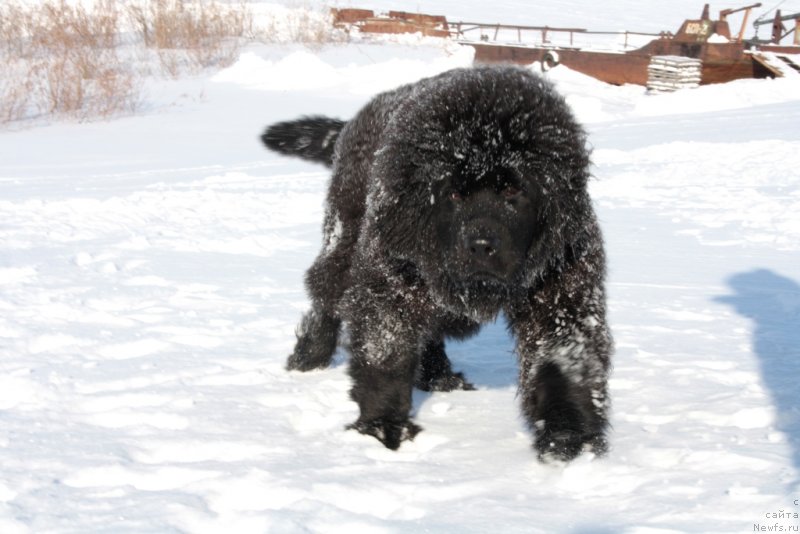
[469,39,776,85]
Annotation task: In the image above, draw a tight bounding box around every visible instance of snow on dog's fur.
[262,65,613,461]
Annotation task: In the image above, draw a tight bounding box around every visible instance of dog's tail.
[261,116,346,167]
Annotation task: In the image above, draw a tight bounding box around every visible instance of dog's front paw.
[534,429,607,463]
[285,350,328,372]
[347,418,422,450]
[416,371,476,392]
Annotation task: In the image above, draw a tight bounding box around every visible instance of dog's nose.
[466,235,499,259]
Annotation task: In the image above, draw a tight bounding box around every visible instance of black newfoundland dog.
[262,65,612,461]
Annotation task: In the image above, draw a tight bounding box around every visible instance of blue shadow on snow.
[444,315,519,389]
[716,269,800,476]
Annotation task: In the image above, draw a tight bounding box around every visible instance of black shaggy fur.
[261,116,345,166]
[261,66,613,461]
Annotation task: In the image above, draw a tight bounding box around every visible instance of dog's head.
[369,66,593,317]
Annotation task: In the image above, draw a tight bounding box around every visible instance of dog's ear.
[261,116,346,167]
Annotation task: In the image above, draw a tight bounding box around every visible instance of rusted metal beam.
[720,2,762,20]
[454,21,586,34]
[796,18,800,45]
[719,3,762,42]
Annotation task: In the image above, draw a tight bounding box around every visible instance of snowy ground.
[2,2,800,532]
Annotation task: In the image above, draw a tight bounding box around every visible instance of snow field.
[1,12,800,534]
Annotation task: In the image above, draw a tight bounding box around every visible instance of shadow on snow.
[716,269,800,479]
[444,314,519,390]
[330,314,519,391]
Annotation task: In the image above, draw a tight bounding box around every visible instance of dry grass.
[257,4,343,47]
[0,0,140,123]
[0,59,35,123]
[0,0,339,125]
[128,0,253,76]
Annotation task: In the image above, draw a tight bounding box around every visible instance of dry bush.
[0,2,31,57]
[0,0,341,126]
[0,59,35,123]
[33,50,141,118]
[284,5,341,46]
[32,0,140,120]
[0,0,141,124]
[0,2,35,121]
[128,0,252,76]
[32,0,119,51]
[255,4,343,47]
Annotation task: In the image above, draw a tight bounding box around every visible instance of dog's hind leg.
[415,339,475,392]
[286,308,340,371]
[286,207,357,371]
[285,252,345,371]
[415,317,480,391]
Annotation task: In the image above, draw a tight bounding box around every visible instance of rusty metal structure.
[332,8,450,38]
[331,4,800,87]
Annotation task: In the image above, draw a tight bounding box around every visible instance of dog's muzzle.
[461,225,514,281]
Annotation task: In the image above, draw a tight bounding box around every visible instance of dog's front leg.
[342,279,433,450]
[508,243,613,462]
[347,354,421,450]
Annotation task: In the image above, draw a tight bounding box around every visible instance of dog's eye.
[502,185,522,199]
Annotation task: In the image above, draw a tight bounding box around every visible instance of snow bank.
[213,44,475,95]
